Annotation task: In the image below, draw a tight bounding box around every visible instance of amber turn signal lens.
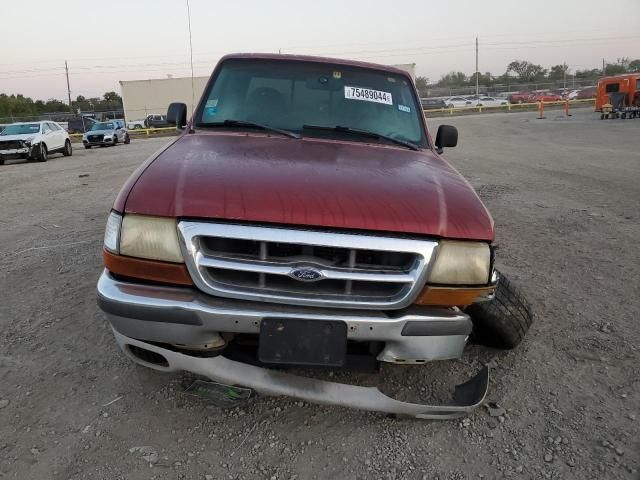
[414,286,495,307]
[103,250,194,286]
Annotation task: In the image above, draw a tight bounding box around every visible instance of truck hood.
[123,133,494,241]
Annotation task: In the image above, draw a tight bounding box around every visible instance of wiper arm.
[201,119,300,139]
[302,124,419,151]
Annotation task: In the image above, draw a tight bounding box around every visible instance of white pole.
[475,37,479,99]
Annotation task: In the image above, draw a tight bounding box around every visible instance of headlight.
[103,211,122,253]
[119,214,183,263]
[427,240,491,285]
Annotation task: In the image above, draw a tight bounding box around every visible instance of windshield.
[91,122,114,131]
[197,59,427,147]
[0,123,40,135]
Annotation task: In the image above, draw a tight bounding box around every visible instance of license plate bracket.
[259,318,347,367]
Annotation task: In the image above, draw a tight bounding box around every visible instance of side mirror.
[167,102,187,128]
[435,125,458,153]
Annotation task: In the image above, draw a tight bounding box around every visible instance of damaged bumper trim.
[112,327,490,419]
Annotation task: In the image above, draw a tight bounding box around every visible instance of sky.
[1,0,639,101]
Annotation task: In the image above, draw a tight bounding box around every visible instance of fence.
[421,79,597,99]
[423,98,594,116]
[0,109,125,125]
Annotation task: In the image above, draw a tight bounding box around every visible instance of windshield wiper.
[201,119,300,139]
[302,124,419,151]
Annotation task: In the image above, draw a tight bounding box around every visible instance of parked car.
[576,86,597,100]
[126,119,146,129]
[421,98,447,110]
[67,115,97,134]
[530,92,563,103]
[144,114,170,128]
[82,120,130,148]
[97,53,533,418]
[507,92,534,104]
[0,121,72,165]
[474,96,508,107]
[567,89,582,100]
[444,96,473,108]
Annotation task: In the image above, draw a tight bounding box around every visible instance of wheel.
[63,140,72,156]
[518,99,524,104]
[84,145,92,149]
[0,158,4,166]
[134,125,142,130]
[600,114,605,120]
[124,133,130,144]
[37,144,48,162]
[465,271,533,350]
[113,136,118,145]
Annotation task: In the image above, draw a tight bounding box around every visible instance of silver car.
[83,120,130,148]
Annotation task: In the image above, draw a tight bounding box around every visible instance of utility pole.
[475,37,479,99]
[185,0,195,114]
[602,58,606,75]
[563,62,567,90]
[65,61,73,113]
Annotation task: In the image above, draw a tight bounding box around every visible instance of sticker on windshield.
[333,71,342,79]
[398,104,411,113]
[344,86,393,105]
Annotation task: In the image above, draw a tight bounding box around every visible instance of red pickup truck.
[97,53,532,418]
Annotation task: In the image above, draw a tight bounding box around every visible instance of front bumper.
[97,271,489,418]
[83,138,115,146]
[0,147,30,158]
[97,271,473,363]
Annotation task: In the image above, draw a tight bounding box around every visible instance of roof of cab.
[218,53,413,78]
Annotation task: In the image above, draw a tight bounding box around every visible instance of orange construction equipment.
[537,101,546,119]
[595,73,640,111]
[565,98,572,117]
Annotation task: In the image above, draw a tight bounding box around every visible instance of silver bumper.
[112,328,489,419]
[97,271,472,363]
[98,271,489,418]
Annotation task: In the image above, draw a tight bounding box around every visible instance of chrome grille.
[178,222,438,309]
[0,140,24,150]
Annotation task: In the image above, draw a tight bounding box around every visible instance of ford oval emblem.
[290,267,323,282]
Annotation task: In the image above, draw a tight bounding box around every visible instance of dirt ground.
[1,109,638,480]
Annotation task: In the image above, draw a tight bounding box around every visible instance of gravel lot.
[1,109,638,480]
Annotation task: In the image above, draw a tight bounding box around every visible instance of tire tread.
[466,271,533,349]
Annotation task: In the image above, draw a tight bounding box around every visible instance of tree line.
[415,57,640,94]
[0,92,123,119]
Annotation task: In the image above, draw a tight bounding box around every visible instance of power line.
[1,34,639,82]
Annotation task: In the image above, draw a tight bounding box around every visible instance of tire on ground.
[465,271,533,349]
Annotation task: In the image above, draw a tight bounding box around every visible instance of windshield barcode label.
[344,86,393,105]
